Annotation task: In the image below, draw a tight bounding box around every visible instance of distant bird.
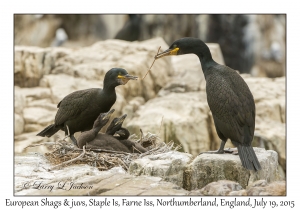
[155,37,261,171]
[114,14,141,41]
[36,68,138,146]
[77,113,147,153]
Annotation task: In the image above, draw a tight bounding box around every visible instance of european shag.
[36,68,138,146]
[114,14,141,41]
[155,37,261,171]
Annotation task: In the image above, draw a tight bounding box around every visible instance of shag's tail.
[36,124,60,137]
[237,145,262,171]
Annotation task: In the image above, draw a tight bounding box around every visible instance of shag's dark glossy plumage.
[114,14,141,41]
[36,68,138,146]
[156,37,261,171]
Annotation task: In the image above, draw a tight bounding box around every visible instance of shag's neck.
[103,82,117,94]
[91,125,102,136]
[191,43,218,73]
[199,57,218,75]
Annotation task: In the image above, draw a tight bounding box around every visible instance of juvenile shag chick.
[155,37,261,171]
[76,109,115,149]
[79,113,147,153]
[105,114,128,139]
[36,68,138,146]
[106,114,147,153]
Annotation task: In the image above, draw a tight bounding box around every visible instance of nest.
[30,130,181,172]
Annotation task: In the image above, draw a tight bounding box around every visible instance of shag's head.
[106,114,127,135]
[155,37,211,60]
[104,68,138,87]
[93,109,115,129]
[115,127,130,140]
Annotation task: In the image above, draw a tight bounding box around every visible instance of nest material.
[38,131,181,171]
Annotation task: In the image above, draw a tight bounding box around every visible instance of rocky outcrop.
[15,153,188,196]
[189,180,243,196]
[187,148,281,190]
[15,151,284,196]
[189,179,286,196]
[129,151,193,188]
[128,147,282,191]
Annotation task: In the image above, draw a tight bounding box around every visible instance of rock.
[14,87,26,115]
[128,151,193,188]
[15,153,188,195]
[27,99,57,112]
[126,92,211,155]
[228,180,286,196]
[121,96,145,121]
[14,46,55,87]
[187,147,282,190]
[254,119,286,172]
[24,124,45,133]
[189,180,243,196]
[14,131,64,154]
[23,107,56,126]
[18,87,52,101]
[14,113,24,135]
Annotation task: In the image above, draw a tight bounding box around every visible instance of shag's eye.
[173,44,177,48]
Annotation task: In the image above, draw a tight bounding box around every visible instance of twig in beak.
[142,46,161,80]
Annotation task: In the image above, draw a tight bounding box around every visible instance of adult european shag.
[155,37,261,171]
[36,68,138,146]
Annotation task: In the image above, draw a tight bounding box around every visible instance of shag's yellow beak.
[155,47,179,59]
[117,74,138,80]
[117,74,138,84]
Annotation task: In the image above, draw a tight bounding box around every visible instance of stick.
[48,145,86,171]
[142,46,161,80]
[139,128,144,143]
[118,158,129,170]
[73,148,131,155]
[132,146,142,154]
[25,142,62,149]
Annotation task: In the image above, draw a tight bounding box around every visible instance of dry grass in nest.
[27,130,182,172]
